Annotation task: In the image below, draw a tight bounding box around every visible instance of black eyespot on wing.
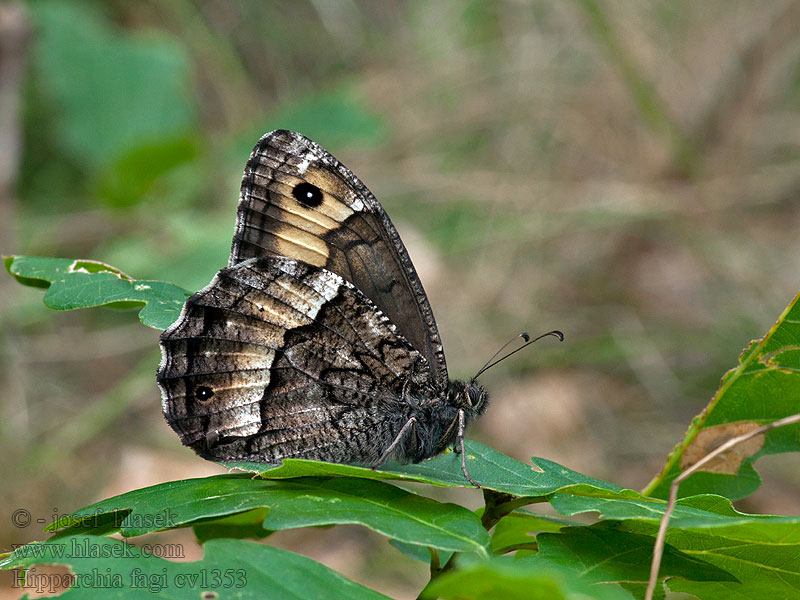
[194,385,215,402]
[292,182,323,207]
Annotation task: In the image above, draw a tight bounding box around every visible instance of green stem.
[420,490,548,599]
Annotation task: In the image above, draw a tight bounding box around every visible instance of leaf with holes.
[5,256,190,330]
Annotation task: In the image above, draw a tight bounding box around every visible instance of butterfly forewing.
[158,256,430,463]
[230,130,448,386]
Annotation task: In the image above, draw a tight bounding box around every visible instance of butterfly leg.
[457,409,480,488]
[371,417,418,470]
[437,415,459,451]
[401,376,412,400]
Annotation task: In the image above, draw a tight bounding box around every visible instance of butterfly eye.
[194,385,215,402]
[292,182,323,207]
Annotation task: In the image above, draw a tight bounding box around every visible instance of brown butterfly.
[157,130,490,484]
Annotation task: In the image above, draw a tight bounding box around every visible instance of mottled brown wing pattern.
[230,130,448,387]
[157,256,431,463]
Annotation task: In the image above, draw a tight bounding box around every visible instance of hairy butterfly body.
[157,130,488,482]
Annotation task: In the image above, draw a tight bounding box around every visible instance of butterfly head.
[449,380,489,419]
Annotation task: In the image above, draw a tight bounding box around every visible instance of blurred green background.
[2,1,800,597]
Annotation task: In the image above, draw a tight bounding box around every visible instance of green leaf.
[46,475,489,556]
[422,554,636,600]
[643,290,800,500]
[527,524,736,584]
[548,484,800,530]
[31,1,195,170]
[5,256,190,330]
[546,485,800,597]
[620,517,800,599]
[423,524,735,600]
[192,508,272,544]
[1,535,390,599]
[227,439,621,498]
[490,511,578,554]
[257,478,490,556]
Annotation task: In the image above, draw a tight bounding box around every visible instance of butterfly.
[157,129,490,485]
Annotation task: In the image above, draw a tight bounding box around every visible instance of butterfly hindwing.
[230,130,448,386]
[158,256,433,463]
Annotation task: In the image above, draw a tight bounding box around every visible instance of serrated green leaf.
[548,484,800,530]
[5,256,190,330]
[45,475,488,555]
[644,290,800,500]
[0,535,389,599]
[226,439,621,497]
[398,443,621,497]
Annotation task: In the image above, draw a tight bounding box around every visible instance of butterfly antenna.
[473,332,530,380]
[471,330,564,382]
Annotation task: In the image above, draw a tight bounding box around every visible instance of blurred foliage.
[2,0,800,597]
[30,1,195,172]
